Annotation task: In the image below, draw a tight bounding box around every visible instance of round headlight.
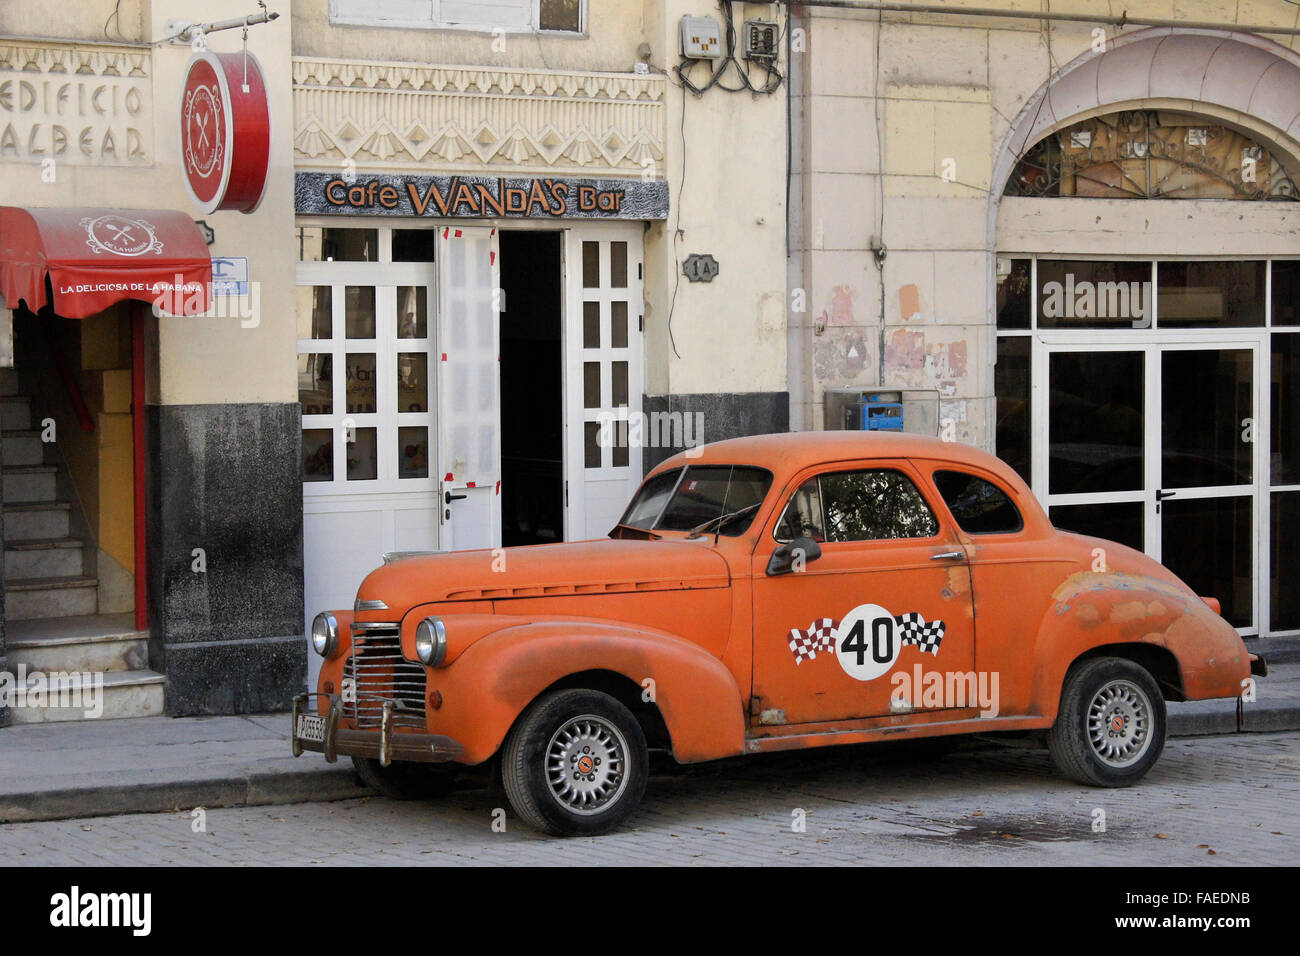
[414,616,447,666]
[311,612,338,658]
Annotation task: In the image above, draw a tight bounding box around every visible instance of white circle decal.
[835,603,901,682]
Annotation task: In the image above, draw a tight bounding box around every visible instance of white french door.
[1033,332,1267,634]
[563,225,645,540]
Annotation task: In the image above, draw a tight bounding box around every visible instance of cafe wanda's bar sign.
[294,171,670,220]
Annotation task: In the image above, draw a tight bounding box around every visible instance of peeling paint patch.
[759,708,787,725]
[1076,603,1101,625]
[886,328,925,369]
[947,566,970,594]
[830,285,855,326]
[899,283,921,321]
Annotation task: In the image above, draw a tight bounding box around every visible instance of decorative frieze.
[292,57,666,178]
[0,38,152,166]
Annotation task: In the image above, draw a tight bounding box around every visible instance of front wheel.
[1047,657,1166,787]
[501,689,648,836]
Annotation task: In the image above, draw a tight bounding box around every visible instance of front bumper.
[291,693,464,766]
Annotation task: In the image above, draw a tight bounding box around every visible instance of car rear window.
[934,470,1024,534]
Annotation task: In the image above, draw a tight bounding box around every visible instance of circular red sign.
[180,52,270,214]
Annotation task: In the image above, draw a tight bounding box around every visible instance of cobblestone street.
[3,732,1297,866]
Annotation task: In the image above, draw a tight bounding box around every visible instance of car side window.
[776,469,938,542]
[774,478,825,542]
[933,470,1024,534]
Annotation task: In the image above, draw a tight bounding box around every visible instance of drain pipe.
[775,0,1300,36]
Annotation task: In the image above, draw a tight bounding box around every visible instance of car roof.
[653,431,1012,477]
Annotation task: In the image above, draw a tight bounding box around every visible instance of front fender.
[1029,571,1250,718]
[426,621,748,765]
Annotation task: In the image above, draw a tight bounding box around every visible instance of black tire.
[351,757,455,800]
[1047,657,1166,787]
[501,689,648,836]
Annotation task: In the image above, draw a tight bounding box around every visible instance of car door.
[749,459,977,726]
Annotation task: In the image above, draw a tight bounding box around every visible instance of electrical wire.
[675,1,783,96]
[103,0,125,42]
[665,80,687,359]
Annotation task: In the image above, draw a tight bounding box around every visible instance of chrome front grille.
[345,624,427,729]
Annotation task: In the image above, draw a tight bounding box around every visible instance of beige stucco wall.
[791,1,1300,449]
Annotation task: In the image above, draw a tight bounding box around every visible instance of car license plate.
[296,713,326,743]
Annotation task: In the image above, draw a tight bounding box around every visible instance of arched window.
[1005,110,1297,201]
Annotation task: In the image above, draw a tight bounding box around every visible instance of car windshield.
[617,465,772,536]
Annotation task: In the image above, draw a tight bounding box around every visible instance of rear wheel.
[1047,657,1166,787]
[501,689,648,836]
[351,757,455,800]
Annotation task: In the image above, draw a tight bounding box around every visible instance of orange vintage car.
[292,432,1265,836]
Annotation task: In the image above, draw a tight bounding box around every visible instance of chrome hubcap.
[1088,679,1153,768]
[545,715,628,815]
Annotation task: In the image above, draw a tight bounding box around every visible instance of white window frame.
[328,0,587,36]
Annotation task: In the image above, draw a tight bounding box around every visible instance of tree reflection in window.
[819,470,938,541]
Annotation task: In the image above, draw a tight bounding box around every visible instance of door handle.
[444,491,468,504]
[1155,489,1177,500]
[930,550,965,561]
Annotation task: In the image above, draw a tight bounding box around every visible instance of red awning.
[0,207,212,319]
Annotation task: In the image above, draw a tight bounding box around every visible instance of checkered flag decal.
[788,618,837,664]
[895,612,944,654]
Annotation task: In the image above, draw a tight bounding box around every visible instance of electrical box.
[680,15,723,59]
[824,389,941,436]
[743,19,779,60]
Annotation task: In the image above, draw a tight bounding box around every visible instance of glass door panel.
[1048,350,1144,494]
[1160,349,1253,488]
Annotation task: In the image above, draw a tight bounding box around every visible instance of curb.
[0,767,373,825]
[1168,703,1300,738]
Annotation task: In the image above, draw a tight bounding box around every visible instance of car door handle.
[930,550,965,561]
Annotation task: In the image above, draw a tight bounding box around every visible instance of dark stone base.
[642,391,790,472]
[146,402,305,716]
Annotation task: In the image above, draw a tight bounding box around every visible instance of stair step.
[6,613,146,672]
[3,501,71,540]
[6,669,165,723]
[0,396,31,431]
[0,430,44,467]
[6,574,98,620]
[5,537,85,579]
[3,465,58,504]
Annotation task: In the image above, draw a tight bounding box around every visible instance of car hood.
[355,537,732,609]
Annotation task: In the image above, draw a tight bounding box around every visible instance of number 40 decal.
[836,605,900,681]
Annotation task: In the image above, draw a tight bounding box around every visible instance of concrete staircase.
[1,368,163,722]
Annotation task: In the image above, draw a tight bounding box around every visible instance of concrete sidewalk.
[1,664,1297,825]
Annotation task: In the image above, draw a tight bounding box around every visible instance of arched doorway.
[988,29,1300,641]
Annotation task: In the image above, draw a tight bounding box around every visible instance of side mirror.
[767,537,822,576]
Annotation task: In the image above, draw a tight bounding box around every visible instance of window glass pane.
[582,241,599,288]
[619,469,681,529]
[654,466,772,535]
[1158,261,1265,328]
[583,301,600,348]
[934,471,1023,534]
[540,0,582,32]
[612,362,628,407]
[583,362,600,408]
[1273,260,1300,326]
[397,286,427,338]
[346,353,377,414]
[612,420,629,468]
[819,470,938,541]
[297,286,332,339]
[302,428,333,483]
[1037,260,1152,329]
[397,353,429,413]
[346,428,378,481]
[1162,496,1252,628]
[297,354,333,415]
[1272,333,1300,485]
[775,478,825,542]
[610,241,628,287]
[345,286,376,338]
[611,301,629,348]
[298,227,377,262]
[1271,493,1300,630]
[1049,502,1143,553]
[995,336,1030,485]
[584,422,601,468]
[995,258,1031,330]
[393,229,436,262]
[1161,348,1252,488]
[1049,351,1144,494]
[398,426,429,479]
